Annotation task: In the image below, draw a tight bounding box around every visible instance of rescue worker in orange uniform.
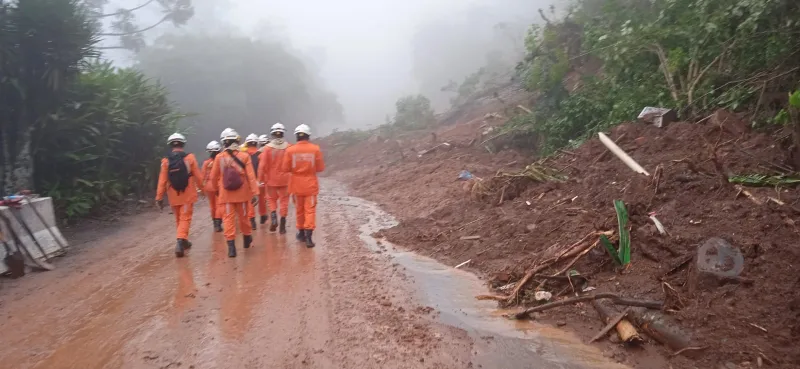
[202,140,224,233]
[210,128,260,257]
[258,123,291,234]
[156,133,205,257]
[243,133,267,229]
[281,124,325,247]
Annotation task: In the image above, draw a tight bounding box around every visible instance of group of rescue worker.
[155,123,325,258]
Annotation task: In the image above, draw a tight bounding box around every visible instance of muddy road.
[0,181,628,369]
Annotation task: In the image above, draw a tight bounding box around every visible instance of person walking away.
[202,141,224,232]
[258,123,291,234]
[210,128,260,257]
[243,133,266,228]
[281,124,325,247]
[156,133,204,257]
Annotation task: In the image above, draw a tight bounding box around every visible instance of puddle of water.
[326,190,630,369]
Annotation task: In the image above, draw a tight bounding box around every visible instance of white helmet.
[245,133,259,144]
[258,134,269,144]
[167,133,187,144]
[270,123,286,134]
[294,124,311,135]
[220,128,239,141]
[206,140,221,152]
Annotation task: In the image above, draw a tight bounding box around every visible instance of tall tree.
[1,0,98,193]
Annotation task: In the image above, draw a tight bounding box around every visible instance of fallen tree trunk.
[590,301,642,344]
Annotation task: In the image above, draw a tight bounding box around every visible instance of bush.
[35,62,182,219]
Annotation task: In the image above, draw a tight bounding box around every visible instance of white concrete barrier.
[0,197,68,274]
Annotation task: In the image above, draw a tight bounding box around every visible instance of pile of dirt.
[323,115,800,368]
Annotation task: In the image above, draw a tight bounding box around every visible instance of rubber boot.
[279,217,287,234]
[243,234,253,249]
[213,219,223,233]
[305,230,315,248]
[260,215,268,225]
[269,211,278,232]
[250,217,257,230]
[184,239,192,249]
[296,229,306,242]
[175,239,185,257]
[227,240,237,257]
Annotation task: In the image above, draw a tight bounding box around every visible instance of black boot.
[296,229,306,242]
[250,217,257,230]
[227,240,237,257]
[279,217,287,234]
[213,219,223,232]
[184,239,192,249]
[269,211,278,232]
[243,234,253,249]
[260,215,268,224]
[175,239,185,257]
[305,230,315,248]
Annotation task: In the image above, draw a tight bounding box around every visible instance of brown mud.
[0,181,630,369]
[325,118,800,369]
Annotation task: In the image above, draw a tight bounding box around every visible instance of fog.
[102,0,553,136]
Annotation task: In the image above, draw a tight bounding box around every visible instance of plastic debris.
[457,170,474,181]
[534,291,553,301]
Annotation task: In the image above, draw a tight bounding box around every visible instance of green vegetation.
[385,95,436,130]
[1,0,182,220]
[512,0,800,154]
[601,200,630,267]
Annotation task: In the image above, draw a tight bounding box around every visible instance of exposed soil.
[324,113,800,369]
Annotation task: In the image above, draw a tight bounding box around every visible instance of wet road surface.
[0,181,629,369]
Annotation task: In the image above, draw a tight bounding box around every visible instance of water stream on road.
[323,187,629,369]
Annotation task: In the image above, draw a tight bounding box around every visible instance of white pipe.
[598,132,650,176]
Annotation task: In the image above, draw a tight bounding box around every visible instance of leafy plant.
[601,200,631,267]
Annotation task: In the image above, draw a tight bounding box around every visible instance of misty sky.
[107,0,550,132]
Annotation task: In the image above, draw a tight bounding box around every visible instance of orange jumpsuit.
[258,141,291,217]
[245,146,267,219]
[281,141,325,230]
[202,157,223,220]
[210,149,259,241]
[156,149,204,240]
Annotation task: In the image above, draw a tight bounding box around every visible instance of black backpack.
[167,151,190,193]
[250,152,260,176]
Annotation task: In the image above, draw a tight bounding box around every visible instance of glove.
[251,196,258,205]
[197,189,206,199]
[258,182,265,188]
[155,199,164,211]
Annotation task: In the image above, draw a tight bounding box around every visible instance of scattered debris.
[534,291,553,301]
[637,107,677,128]
[454,259,472,269]
[689,238,744,293]
[598,132,650,176]
[457,170,474,181]
[418,142,451,157]
[514,293,663,319]
[590,304,641,344]
[648,213,667,235]
[459,235,481,241]
[729,174,800,187]
[628,307,692,351]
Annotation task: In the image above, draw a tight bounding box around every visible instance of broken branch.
[514,293,663,319]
